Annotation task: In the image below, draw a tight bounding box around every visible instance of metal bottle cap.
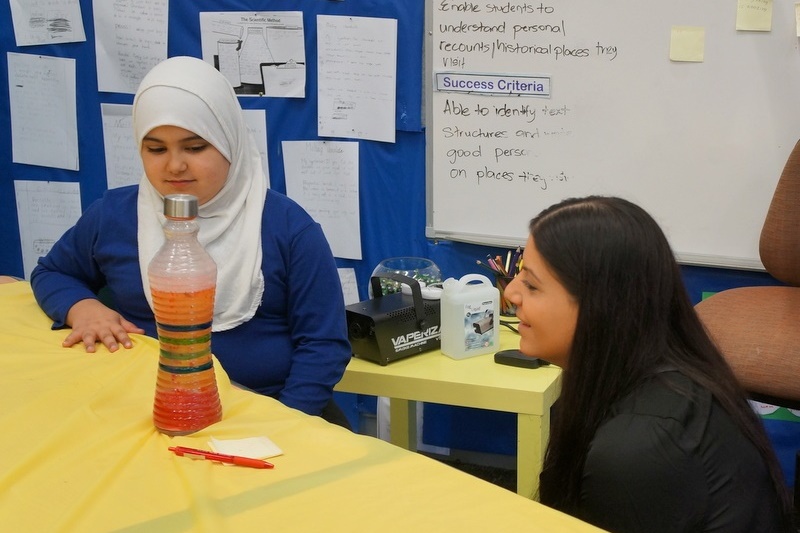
[163,194,198,219]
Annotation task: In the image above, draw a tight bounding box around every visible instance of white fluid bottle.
[440,274,500,360]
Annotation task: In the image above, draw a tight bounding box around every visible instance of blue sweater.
[31,185,351,417]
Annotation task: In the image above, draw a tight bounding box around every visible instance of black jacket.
[577,371,783,532]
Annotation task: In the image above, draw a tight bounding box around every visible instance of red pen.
[168,446,274,469]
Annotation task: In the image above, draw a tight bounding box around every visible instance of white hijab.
[133,56,266,331]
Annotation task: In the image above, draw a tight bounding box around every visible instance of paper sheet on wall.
[282,141,361,260]
[199,11,306,98]
[9,0,86,46]
[7,53,78,170]
[316,15,397,143]
[101,104,141,189]
[337,268,360,305]
[242,110,271,188]
[93,0,168,94]
[14,180,82,280]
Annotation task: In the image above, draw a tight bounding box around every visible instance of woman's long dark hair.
[533,196,793,527]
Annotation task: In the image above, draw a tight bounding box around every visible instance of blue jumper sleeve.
[278,220,351,416]
[31,199,108,329]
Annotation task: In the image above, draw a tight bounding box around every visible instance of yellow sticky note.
[736,0,773,32]
[670,26,705,62]
[796,3,800,37]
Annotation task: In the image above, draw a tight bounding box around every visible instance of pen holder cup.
[495,275,516,317]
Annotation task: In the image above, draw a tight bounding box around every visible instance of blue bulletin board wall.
[0,0,429,445]
[0,0,426,289]
[0,1,789,461]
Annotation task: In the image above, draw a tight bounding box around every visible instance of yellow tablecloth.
[0,282,603,532]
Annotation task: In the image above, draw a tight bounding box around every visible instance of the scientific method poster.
[199,11,306,97]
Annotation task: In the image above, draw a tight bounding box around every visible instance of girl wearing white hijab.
[32,57,352,424]
[134,55,266,331]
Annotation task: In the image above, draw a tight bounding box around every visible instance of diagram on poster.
[200,11,306,97]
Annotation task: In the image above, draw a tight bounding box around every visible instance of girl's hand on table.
[64,299,146,353]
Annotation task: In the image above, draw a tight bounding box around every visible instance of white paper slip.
[209,436,283,459]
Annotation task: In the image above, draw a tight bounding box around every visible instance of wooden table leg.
[389,398,417,452]
[517,411,549,500]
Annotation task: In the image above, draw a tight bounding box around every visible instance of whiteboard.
[425,0,800,269]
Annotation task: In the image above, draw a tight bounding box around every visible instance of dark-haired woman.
[504,196,793,532]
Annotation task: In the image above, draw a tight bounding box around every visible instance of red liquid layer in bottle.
[151,286,222,435]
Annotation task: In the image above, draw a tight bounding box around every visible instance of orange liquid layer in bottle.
[151,287,222,435]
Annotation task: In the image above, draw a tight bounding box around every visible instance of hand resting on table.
[64,298,145,353]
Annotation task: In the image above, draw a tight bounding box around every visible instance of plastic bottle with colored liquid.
[148,194,222,435]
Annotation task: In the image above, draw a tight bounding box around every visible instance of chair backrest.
[759,139,800,286]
